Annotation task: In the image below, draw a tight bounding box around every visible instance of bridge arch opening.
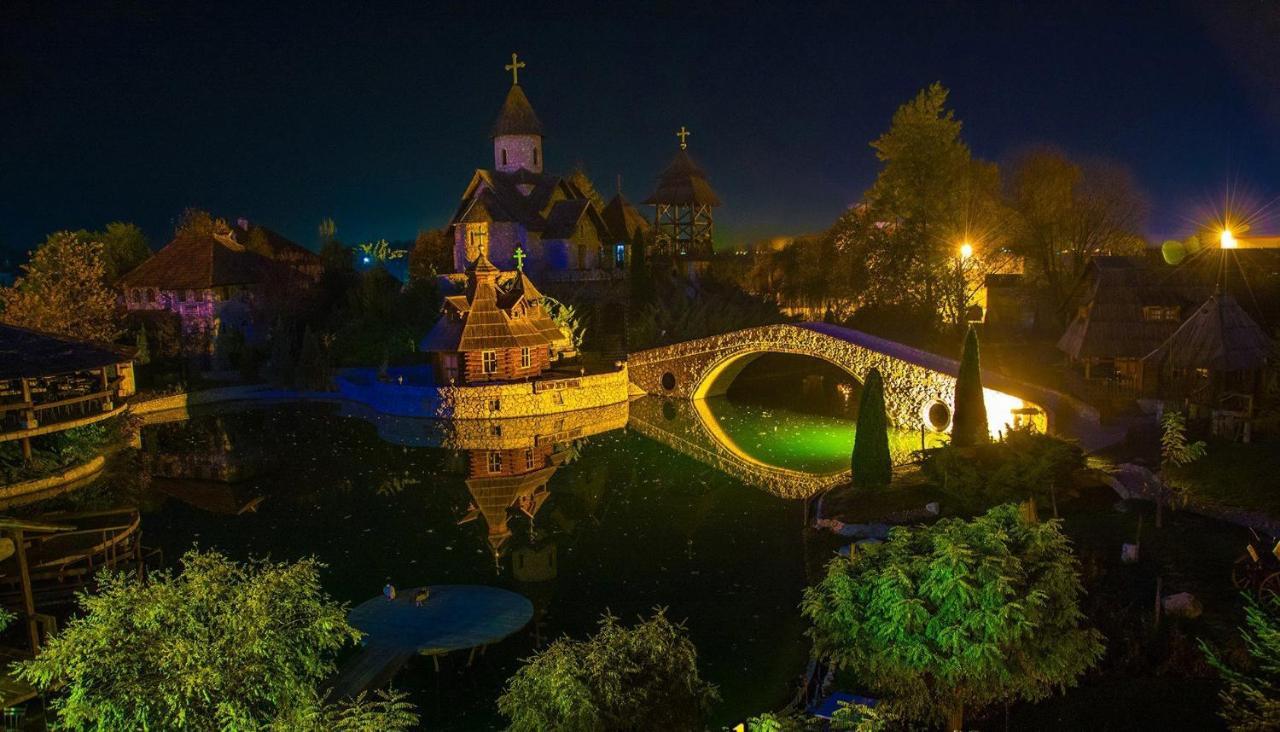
[694,351,864,415]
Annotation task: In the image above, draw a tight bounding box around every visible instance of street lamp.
[959,241,973,259]
[1220,228,1237,249]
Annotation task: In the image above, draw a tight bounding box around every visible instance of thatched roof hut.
[1145,291,1271,372]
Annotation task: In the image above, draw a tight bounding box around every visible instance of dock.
[329,584,533,700]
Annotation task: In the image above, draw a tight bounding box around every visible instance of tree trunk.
[947,703,964,731]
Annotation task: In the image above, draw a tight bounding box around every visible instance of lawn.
[1176,438,1280,519]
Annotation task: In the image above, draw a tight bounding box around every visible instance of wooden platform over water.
[329,585,532,700]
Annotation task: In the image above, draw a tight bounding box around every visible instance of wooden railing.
[0,379,123,437]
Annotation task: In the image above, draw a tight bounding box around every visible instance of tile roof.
[118,222,315,290]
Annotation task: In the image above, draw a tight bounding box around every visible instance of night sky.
[2,0,1277,260]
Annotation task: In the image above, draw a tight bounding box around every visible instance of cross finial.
[513,246,526,271]
[676,126,690,150]
[505,52,526,86]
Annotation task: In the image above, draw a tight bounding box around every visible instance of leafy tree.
[96,222,151,282]
[0,232,121,342]
[15,550,417,731]
[1006,147,1147,318]
[498,609,719,731]
[543,296,586,350]
[408,228,453,281]
[627,274,784,349]
[1156,409,1206,526]
[802,504,1104,730]
[851,367,892,488]
[1201,594,1280,731]
[317,217,337,248]
[950,326,988,447]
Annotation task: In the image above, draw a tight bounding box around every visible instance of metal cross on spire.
[676,126,691,150]
[505,52,526,86]
[513,246,526,271]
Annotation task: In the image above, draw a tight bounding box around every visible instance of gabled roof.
[1057,256,1207,360]
[231,222,320,267]
[600,193,650,243]
[1145,292,1272,371]
[0,323,132,380]
[644,149,721,206]
[542,200,591,239]
[490,85,544,138]
[452,169,568,231]
[118,232,294,290]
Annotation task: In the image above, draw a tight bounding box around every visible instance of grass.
[1175,438,1280,519]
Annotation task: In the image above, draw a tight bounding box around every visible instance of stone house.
[118,219,320,355]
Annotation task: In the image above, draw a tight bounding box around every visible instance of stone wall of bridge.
[628,323,1066,436]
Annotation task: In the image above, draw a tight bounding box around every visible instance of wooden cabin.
[419,253,572,385]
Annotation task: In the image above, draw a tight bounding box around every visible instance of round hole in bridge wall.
[660,372,677,391]
[924,400,952,433]
[662,400,678,421]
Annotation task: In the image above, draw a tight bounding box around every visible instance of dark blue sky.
[2,0,1277,259]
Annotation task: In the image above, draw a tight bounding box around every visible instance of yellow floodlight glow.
[1220,228,1237,249]
[959,242,973,259]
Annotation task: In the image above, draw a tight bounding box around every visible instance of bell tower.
[491,53,544,174]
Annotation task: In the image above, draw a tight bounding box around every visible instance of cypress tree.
[851,367,892,488]
[951,326,989,447]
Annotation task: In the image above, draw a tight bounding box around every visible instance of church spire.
[491,53,544,173]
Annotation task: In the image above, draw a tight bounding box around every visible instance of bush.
[922,426,1084,513]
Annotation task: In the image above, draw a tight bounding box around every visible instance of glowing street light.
[1220,228,1237,249]
[959,242,973,259]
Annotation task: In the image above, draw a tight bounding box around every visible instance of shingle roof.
[1057,257,1207,360]
[644,149,721,206]
[0,323,132,380]
[490,85,544,138]
[600,193,650,243]
[454,170,564,231]
[1145,292,1272,371]
[419,253,559,354]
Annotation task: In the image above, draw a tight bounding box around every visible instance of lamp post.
[954,241,974,324]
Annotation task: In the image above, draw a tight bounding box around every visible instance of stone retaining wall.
[0,454,106,500]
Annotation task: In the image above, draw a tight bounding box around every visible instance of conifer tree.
[851,368,892,488]
[133,326,151,366]
[1201,595,1280,730]
[802,504,1103,730]
[951,326,988,446]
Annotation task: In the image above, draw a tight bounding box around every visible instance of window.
[1142,305,1179,322]
[482,351,497,374]
[553,392,564,406]
[521,347,531,369]
[490,424,502,436]
[176,290,186,303]
[489,398,501,412]
[487,451,503,473]
[615,243,626,268]
[533,147,539,166]
[501,148,508,165]
[524,447,535,470]
[469,226,488,253]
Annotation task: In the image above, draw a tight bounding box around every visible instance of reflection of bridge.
[629,323,1097,436]
[627,397,845,499]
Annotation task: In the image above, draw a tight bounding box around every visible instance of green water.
[36,397,851,729]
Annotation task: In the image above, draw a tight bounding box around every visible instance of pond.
[25,386,870,729]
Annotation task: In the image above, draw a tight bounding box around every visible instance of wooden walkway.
[329,585,532,701]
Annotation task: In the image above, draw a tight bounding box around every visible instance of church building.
[447,54,648,284]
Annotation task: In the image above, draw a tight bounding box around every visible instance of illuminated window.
[521,347,531,368]
[1142,305,1179,322]
[615,243,626,268]
[482,351,497,374]
[524,447,535,470]
[487,451,503,473]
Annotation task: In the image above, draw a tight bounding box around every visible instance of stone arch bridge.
[629,322,1094,436]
